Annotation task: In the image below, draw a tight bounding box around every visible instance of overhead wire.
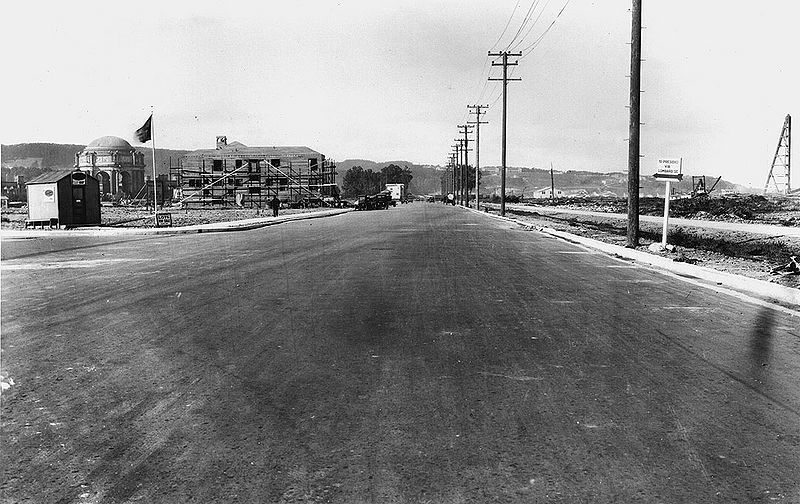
[459,0,521,126]
[518,0,572,58]
[509,0,553,52]
[504,0,542,50]
[450,0,546,159]
[490,0,522,52]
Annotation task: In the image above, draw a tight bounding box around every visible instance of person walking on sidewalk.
[269,196,281,217]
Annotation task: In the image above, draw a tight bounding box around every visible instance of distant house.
[529,187,564,199]
[1,175,26,202]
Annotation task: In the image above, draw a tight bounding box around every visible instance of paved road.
[2,204,799,503]
[500,203,800,237]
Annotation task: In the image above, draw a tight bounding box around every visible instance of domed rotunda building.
[75,136,145,198]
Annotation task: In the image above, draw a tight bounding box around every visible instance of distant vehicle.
[385,183,407,205]
[355,192,391,211]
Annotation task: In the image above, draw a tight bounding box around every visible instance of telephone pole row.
[468,104,489,211]
[457,124,473,206]
[489,51,522,217]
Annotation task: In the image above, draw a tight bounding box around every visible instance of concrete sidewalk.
[0,208,354,238]
[469,206,800,310]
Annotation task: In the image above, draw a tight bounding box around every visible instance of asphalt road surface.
[2,203,799,503]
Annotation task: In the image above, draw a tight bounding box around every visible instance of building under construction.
[176,136,337,208]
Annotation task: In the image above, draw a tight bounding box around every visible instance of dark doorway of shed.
[72,186,86,223]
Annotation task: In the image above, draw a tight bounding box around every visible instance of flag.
[135,114,152,143]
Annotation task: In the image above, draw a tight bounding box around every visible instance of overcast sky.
[2,0,797,187]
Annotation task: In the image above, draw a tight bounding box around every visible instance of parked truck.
[385,183,406,205]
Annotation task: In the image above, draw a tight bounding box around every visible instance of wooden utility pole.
[450,152,456,197]
[550,162,555,200]
[468,105,489,210]
[455,138,466,205]
[457,124,473,207]
[452,145,460,203]
[627,0,642,247]
[489,51,522,216]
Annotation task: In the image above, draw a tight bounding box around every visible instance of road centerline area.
[2,203,798,503]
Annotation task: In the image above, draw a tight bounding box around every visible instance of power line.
[504,0,542,50]
[490,0,522,52]
[510,0,553,51]
[518,0,572,58]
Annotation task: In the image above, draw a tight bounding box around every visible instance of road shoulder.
[469,206,800,310]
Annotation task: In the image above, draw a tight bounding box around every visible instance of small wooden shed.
[26,170,101,228]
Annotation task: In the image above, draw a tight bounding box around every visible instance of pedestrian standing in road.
[270,196,281,217]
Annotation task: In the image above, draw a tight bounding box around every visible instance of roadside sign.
[654,157,683,180]
[155,212,172,227]
[653,156,683,250]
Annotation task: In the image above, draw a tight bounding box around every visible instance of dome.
[86,136,133,150]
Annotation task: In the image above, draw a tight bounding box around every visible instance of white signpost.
[653,157,683,250]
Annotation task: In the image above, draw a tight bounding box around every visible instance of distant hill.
[2,143,85,170]
[336,160,750,197]
[479,166,750,197]
[3,144,750,197]
[1,143,191,179]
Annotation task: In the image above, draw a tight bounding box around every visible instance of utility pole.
[550,162,555,200]
[457,124,473,207]
[489,51,522,216]
[627,0,642,247]
[468,105,489,210]
[452,145,460,204]
[454,138,465,205]
[451,153,457,197]
[447,154,452,196]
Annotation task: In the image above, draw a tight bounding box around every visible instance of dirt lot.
[484,194,800,291]
[534,193,800,226]
[0,204,322,230]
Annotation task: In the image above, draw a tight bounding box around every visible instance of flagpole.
[150,107,158,223]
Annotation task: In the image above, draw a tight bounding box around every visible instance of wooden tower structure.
[765,114,791,194]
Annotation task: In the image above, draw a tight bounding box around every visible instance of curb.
[468,206,800,309]
[0,208,354,238]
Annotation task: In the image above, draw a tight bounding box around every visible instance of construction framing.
[175,138,337,208]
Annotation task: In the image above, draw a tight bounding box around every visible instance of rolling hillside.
[3,143,748,197]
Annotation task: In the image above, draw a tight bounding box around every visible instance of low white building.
[530,187,564,199]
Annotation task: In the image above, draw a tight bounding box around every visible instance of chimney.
[216,136,227,149]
